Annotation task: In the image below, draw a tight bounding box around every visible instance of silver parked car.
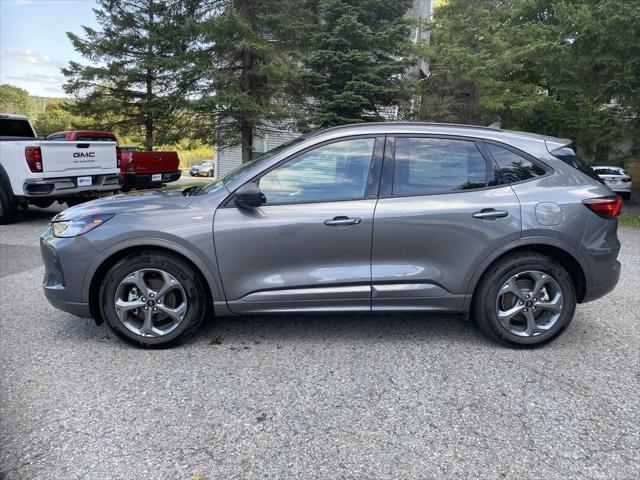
[41,123,622,348]
[592,166,632,200]
[189,160,215,177]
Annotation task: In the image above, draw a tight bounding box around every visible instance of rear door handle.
[472,209,509,219]
[324,216,362,226]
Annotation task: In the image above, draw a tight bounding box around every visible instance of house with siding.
[214,0,435,178]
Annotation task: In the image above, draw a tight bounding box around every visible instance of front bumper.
[120,170,182,187]
[24,174,120,197]
[40,226,96,318]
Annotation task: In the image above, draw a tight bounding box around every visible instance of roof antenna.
[488,121,501,130]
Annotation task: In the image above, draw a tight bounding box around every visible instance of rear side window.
[0,119,35,138]
[550,147,603,183]
[392,137,487,195]
[487,143,545,183]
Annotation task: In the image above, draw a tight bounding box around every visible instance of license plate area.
[77,176,93,187]
[152,173,162,182]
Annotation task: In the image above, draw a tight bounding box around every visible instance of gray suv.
[40,123,621,347]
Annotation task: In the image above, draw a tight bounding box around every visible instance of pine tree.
[63,0,203,150]
[299,0,414,127]
[182,0,305,163]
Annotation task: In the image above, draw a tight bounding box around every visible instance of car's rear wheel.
[99,251,208,347]
[473,252,576,347]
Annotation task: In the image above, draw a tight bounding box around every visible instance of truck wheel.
[31,199,54,209]
[66,197,87,207]
[0,185,18,224]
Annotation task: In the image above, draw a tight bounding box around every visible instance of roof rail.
[318,121,505,133]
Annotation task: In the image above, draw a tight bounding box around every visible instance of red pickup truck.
[46,130,181,189]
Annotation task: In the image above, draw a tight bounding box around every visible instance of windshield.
[197,134,309,194]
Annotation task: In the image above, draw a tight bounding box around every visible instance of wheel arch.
[466,239,589,308]
[86,242,220,324]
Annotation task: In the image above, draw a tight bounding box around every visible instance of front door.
[214,136,384,313]
[371,136,522,311]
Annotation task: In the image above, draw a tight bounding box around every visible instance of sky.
[0,0,99,97]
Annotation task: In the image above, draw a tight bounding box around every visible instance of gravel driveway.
[1,204,638,479]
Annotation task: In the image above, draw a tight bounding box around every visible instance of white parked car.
[592,166,632,200]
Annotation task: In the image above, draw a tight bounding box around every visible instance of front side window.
[488,143,546,183]
[392,137,487,196]
[258,137,375,204]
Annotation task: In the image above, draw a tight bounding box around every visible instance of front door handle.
[324,216,362,226]
[472,209,509,219]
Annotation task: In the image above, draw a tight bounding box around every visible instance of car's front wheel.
[99,251,208,347]
[473,252,576,347]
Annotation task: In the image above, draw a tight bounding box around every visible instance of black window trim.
[482,139,554,187]
[381,133,502,199]
[222,134,386,207]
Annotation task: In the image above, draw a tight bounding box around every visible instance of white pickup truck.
[0,113,121,224]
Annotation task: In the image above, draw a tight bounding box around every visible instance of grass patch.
[619,214,640,227]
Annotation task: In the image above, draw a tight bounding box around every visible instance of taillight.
[621,176,632,183]
[582,196,622,218]
[116,147,121,168]
[126,152,135,172]
[25,146,43,172]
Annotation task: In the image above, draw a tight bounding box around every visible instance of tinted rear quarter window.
[393,137,487,195]
[550,147,603,183]
[487,143,545,183]
[0,119,35,138]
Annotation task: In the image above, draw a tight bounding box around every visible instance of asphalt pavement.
[0,203,638,479]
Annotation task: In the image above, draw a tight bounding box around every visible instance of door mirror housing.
[234,183,266,208]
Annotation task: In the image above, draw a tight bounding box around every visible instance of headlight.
[51,214,114,238]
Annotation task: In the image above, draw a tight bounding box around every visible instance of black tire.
[620,192,631,201]
[30,199,54,209]
[0,184,18,225]
[99,251,208,347]
[472,252,576,348]
[66,197,88,207]
[208,170,213,177]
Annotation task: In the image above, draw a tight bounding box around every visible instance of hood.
[53,187,194,221]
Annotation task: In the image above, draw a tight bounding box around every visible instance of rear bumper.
[120,170,182,187]
[605,183,632,193]
[23,174,120,197]
[582,260,621,303]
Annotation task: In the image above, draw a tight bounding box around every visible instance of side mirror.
[234,183,266,208]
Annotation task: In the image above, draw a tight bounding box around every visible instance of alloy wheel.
[495,270,563,337]
[114,268,188,337]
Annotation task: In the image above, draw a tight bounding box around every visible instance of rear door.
[214,136,384,313]
[371,135,522,311]
[39,141,118,176]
